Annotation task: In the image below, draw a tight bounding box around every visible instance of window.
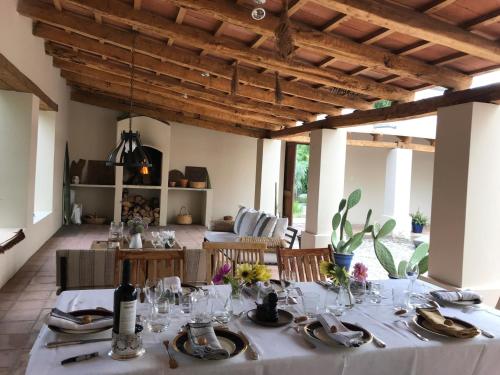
[33,111,55,223]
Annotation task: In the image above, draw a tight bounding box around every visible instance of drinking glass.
[191,290,211,323]
[108,221,124,249]
[405,263,419,295]
[280,269,297,306]
[369,282,382,304]
[180,294,193,315]
[211,291,232,324]
[392,288,410,309]
[151,231,161,248]
[352,281,366,304]
[302,292,320,318]
[149,306,170,333]
[144,279,168,332]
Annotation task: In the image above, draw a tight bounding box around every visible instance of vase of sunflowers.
[320,261,354,309]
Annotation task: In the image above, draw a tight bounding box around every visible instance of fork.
[163,340,179,369]
[396,320,429,342]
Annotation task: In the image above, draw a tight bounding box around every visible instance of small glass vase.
[338,282,354,309]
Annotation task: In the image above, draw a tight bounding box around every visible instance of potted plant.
[410,210,428,233]
[371,218,429,278]
[127,216,149,249]
[331,189,373,271]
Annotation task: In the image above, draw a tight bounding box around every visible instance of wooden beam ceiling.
[71,89,267,138]
[314,0,500,63]
[61,0,414,102]
[0,53,58,111]
[168,0,471,90]
[270,83,500,138]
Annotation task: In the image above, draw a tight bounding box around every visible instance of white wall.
[410,152,434,220]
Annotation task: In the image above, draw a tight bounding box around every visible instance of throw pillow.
[272,218,289,239]
[237,210,261,237]
[252,215,278,237]
[233,206,248,234]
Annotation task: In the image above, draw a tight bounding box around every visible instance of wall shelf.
[70,184,115,189]
[168,187,212,192]
[123,185,162,190]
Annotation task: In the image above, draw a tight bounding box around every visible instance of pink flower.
[212,263,232,285]
[352,262,368,283]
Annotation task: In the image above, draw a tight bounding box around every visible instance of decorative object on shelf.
[70,203,82,225]
[176,206,192,225]
[168,169,185,185]
[275,0,294,61]
[410,209,428,233]
[121,190,160,226]
[320,262,354,308]
[185,166,210,188]
[105,33,152,173]
[63,142,71,225]
[223,216,233,222]
[179,178,189,188]
[168,181,176,187]
[251,0,266,20]
[127,217,149,249]
[189,181,207,189]
[87,160,115,185]
[70,159,85,183]
[82,213,106,225]
[331,189,373,271]
[71,175,80,184]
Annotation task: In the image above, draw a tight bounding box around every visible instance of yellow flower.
[252,264,271,282]
[236,263,254,283]
[320,261,334,277]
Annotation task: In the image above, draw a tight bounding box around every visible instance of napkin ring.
[109,325,145,360]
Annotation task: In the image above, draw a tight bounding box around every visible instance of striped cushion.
[237,210,260,236]
[233,206,249,234]
[252,215,278,237]
[273,218,289,239]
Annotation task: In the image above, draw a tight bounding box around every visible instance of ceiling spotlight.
[251,7,266,20]
[201,71,210,77]
[183,93,188,99]
[254,0,266,4]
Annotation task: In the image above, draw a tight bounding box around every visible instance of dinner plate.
[181,283,199,295]
[47,309,113,335]
[413,315,480,339]
[247,309,294,327]
[172,328,247,359]
[303,321,372,347]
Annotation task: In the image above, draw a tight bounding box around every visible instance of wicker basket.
[189,181,207,189]
[176,206,192,225]
[82,214,107,225]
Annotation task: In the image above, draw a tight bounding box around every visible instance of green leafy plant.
[371,218,429,278]
[292,201,304,216]
[410,210,428,226]
[331,189,373,254]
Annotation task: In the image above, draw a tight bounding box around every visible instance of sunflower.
[320,261,334,277]
[252,264,271,282]
[236,263,254,283]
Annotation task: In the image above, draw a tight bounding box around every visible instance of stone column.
[301,129,347,248]
[254,139,283,215]
[383,148,413,236]
[429,102,500,296]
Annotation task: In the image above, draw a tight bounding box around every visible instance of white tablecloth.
[27,280,500,375]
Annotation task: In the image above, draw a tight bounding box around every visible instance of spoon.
[163,340,179,369]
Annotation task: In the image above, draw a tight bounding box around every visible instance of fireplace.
[121,188,160,226]
[123,146,162,186]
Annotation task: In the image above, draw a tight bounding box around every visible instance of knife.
[355,322,386,348]
[238,330,260,360]
[61,351,99,365]
[46,338,111,348]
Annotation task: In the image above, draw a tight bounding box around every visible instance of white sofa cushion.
[273,218,288,239]
[204,231,240,243]
[252,215,278,237]
[233,206,249,234]
[237,210,260,237]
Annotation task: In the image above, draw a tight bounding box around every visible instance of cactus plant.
[331,189,373,254]
[371,218,429,278]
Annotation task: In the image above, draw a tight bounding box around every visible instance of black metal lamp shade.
[106,130,152,168]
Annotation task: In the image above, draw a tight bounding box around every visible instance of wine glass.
[405,263,419,295]
[280,269,297,306]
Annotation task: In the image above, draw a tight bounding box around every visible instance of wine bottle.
[113,260,137,335]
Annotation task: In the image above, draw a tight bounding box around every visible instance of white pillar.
[429,102,500,293]
[383,148,413,236]
[254,139,283,214]
[302,129,347,248]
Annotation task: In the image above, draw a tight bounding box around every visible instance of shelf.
[168,187,212,192]
[70,184,115,189]
[123,185,162,190]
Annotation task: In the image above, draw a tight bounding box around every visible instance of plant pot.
[333,252,354,271]
[411,222,424,233]
[129,233,143,249]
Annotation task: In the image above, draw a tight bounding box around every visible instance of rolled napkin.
[416,307,480,338]
[186,322,230,360]
[317,313,364,347]
[430,290,482,304]
[47,308,113,331]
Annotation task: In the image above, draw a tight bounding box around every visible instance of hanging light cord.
[128,32,137,132]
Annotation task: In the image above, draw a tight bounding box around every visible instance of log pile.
[121,189,160,226]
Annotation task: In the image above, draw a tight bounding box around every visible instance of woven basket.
[176,206,192,225]
[82,215,107,225]
[189,181,206,189]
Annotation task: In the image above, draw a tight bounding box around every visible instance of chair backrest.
[284,226,298,249]
[202,242,266,283]
[276,247,331,282]
[114,249,185,287]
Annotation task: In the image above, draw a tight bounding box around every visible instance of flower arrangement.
[352,263,368,283]
[236,263,271,284]
[127,216,149,235]
[320,261,349,287]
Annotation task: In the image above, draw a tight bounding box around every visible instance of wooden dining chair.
[114,249,185,287]
[202,242,266,284]
[276,247,332,282]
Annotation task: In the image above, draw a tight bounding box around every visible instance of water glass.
[211,291,232,324]
[108,221,124,248]
[369,283,383,304]
[191,290,211,323]
[325,290,344,317]
[149,305,170,333]
[302,292,320,318]
[392,288,410,309]
[180,294,192,315]
[406,263,420,294]
[352,281,366,304]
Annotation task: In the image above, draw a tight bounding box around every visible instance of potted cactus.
[410,210,428,233]
[331,189,373,271]
[372,218,429,278]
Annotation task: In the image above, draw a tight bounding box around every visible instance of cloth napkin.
[430,290,482,304]
[416,307,480,338]
[163,276,181,291]
[47,308,113,331]
[186,322,230,360]
[317,313,364,347]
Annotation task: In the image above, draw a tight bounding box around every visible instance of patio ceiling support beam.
[167,0,471,90]
[71,89,267,138]
[269,83,500,138]
[60,0,414,102]
[313,0,500,64]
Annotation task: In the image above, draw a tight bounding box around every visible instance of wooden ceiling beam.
[314,0,500,63]
[270,83,500,138]
[53,0,62,11]
[61,0,413,101]
[165,0,470,90]
[321,14,350,32]
[64,72,281,131]
[52,53,305,123]
[167,7,187,47]
[71,89,268,138]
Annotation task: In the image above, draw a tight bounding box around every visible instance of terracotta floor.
[0,224,208,374]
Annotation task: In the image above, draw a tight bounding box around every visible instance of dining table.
[27,279,500,375]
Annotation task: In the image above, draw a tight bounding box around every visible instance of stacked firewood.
[121,190,160,226]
